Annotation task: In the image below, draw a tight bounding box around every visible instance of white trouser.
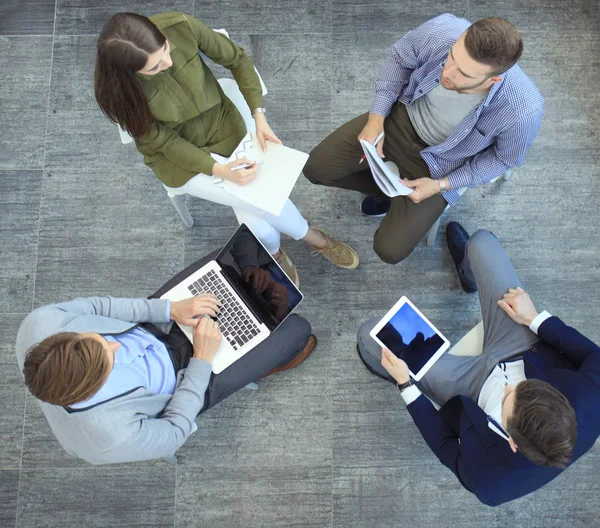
[168,169,309,254]
[164,78,309,254]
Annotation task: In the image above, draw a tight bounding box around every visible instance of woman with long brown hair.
[94,11,359,283]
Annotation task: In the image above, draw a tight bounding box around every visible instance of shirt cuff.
[165,300,172,323]
[446,166,472,191]
[400,384,422,405]
[370,97,394,119]
[529,310,552,334]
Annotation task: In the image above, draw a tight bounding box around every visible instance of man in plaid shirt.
[304,14,544,264]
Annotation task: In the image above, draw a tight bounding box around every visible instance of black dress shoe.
[446,222,477,293]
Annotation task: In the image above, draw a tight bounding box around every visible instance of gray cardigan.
[15,296,212,465]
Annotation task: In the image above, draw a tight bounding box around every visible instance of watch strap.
[396,379,414,391]
[438,178,448,193]
[252,107,267,118]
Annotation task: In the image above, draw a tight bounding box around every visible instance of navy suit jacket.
[407,316,600,506]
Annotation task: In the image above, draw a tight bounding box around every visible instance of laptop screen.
[216,224,303,331]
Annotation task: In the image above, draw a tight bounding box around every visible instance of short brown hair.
[23,333,112,406]
[464,17,523,76]
[506,380,577,469]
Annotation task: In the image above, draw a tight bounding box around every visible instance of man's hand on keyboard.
[170,295,222,326]
[192,317,222,363]
[242,266,271,294]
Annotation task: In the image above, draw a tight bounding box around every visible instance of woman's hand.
[254,112,282,152]
[212,158,258,186]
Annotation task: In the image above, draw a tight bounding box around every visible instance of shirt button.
[530,346,537,353]
[436,79,440,83]
[418,90,422,94]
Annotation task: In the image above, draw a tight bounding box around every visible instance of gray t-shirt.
[406,84,486,146]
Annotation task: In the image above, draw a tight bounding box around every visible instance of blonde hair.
[23,332,112,406]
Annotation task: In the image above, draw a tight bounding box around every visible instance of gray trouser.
[357,230,540,406]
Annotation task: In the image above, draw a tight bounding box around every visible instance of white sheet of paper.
[359,139,414,197]
[222,133,309,216]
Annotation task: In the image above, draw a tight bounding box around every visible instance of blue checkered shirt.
[371,14,544,206]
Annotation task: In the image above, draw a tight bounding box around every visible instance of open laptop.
[161,224,303,374]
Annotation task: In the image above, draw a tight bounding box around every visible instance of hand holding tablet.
[370,297,450,381]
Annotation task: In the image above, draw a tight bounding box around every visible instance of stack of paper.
[359,139,413,198]
[222,133,309,216]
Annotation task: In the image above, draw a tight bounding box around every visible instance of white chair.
[448,321,484,357]
[422,321,484,411]
[118,29,268,228]
[425,169,513,246]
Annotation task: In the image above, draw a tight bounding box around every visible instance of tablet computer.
[369,296,450,381]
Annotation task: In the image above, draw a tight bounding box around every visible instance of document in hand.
[222,133,309,216]
[359,139,413,198]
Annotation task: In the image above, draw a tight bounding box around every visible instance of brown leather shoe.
[262,334,317,377]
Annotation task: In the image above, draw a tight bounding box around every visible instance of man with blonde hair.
[17,292,315,464]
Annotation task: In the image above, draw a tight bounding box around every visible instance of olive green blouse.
[135,12,263,186]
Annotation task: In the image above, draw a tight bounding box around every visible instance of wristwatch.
[252,107,267,118]
[396,378,415,392]
[438,178,449,194]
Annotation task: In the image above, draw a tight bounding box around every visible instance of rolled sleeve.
[446,109,543,190]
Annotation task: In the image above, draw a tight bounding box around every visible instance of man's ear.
[488,75,503,85]
[508,436,518,453]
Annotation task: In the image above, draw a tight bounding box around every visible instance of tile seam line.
[19,0,58,522]
[329,5,334,527]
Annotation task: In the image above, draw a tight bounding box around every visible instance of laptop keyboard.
[188,270,260,351]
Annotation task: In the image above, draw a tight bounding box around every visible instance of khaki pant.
[304,103,447,263]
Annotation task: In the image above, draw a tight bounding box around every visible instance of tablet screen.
[375,302,446,376]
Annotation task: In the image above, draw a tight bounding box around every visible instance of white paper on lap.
[222,133,309,216]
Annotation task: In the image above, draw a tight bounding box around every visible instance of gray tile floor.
[1,1,599,526]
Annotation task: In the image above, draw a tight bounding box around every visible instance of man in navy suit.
[356,223,600,506]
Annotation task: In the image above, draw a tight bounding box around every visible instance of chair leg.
[163,454,178,465]
[167,191,194,228]
[503,169,512,181]
[427,216,441,246]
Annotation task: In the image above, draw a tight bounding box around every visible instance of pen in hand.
[231,161,263,172]
[359,131,385,164]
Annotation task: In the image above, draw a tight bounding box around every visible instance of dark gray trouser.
[157,314,312,413]
[200,314,311,412]
[147,250,312,414]
[357,230,540,406]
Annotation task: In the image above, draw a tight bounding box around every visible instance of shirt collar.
[487,415,510,442]
[483,75,504,107]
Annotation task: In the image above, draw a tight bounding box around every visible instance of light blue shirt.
[371,13,544,206]
[71,323,177,409]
